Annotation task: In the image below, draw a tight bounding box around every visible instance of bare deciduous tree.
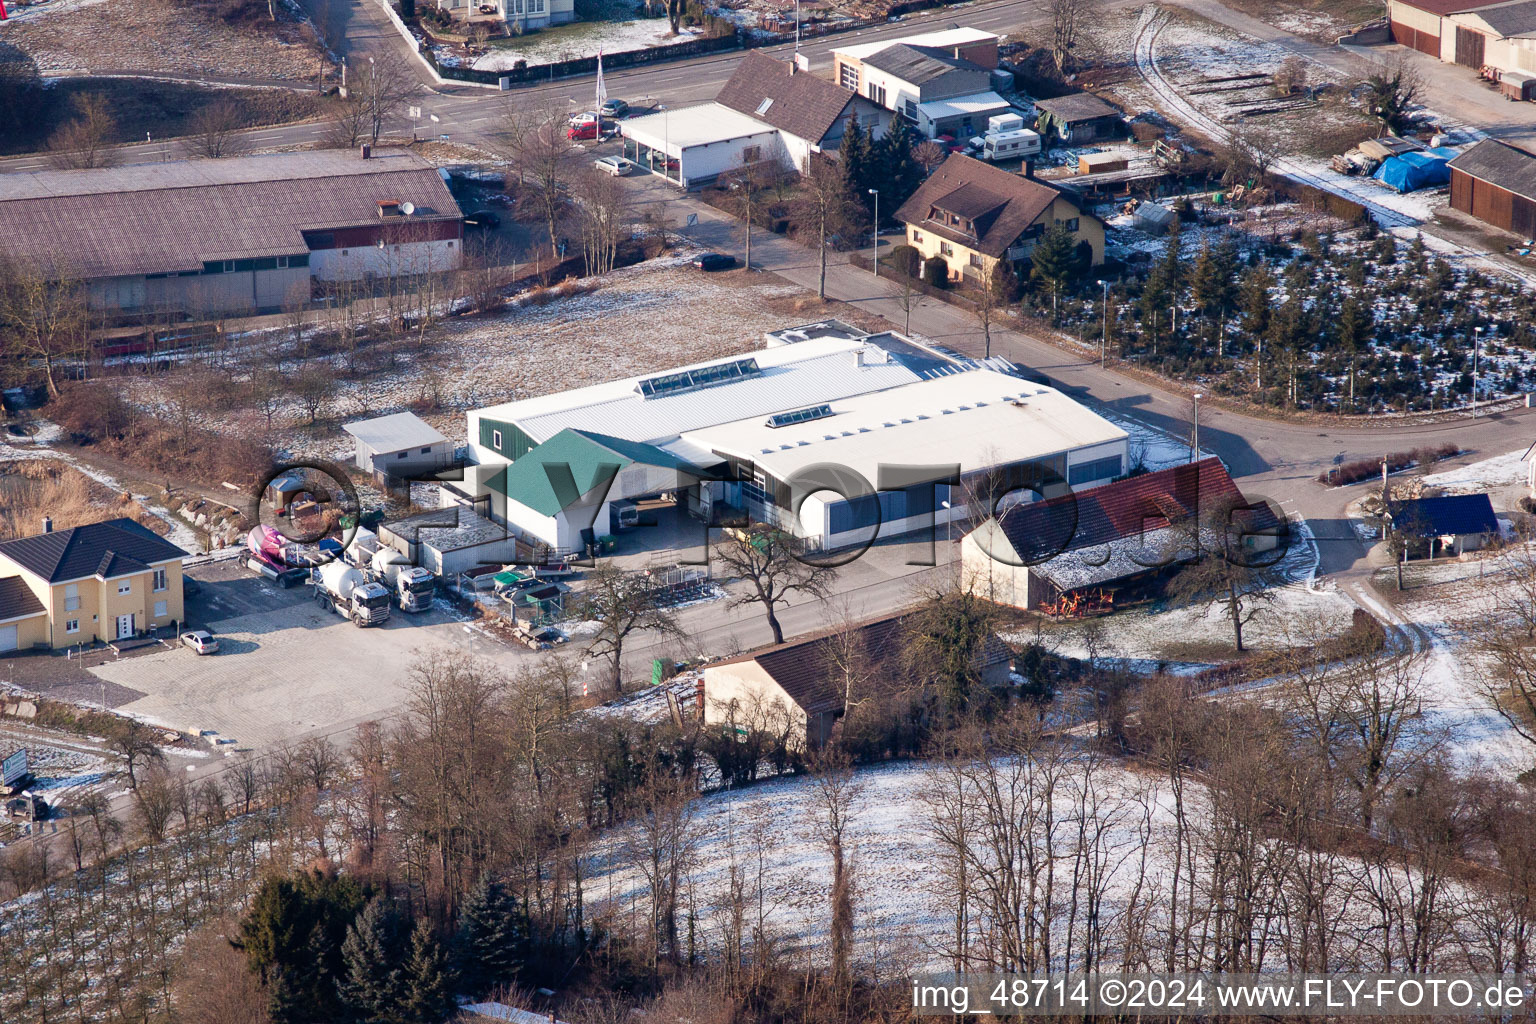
[580,564,685,692]
[185,100,245,159]
[714,524,838,645]
[47,94,118,169]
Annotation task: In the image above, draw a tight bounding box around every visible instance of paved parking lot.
[89,564,533,748]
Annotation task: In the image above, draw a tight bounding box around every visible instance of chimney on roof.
[1021,159,1034,180]
[360,143,371,160]
[41,516,52,534]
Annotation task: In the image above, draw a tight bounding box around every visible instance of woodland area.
[1,555,1535,1023]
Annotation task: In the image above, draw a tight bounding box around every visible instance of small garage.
[0,578,47,654]
[1387,0,1460,56]
[1448,138,1536,236]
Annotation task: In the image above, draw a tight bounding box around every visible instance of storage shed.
[343,411,452,478]
[1448,138,1536,235]
[376,504,519,576]
[1034,94,1124,143]
[1385,493,1499,558]
[1078,151,1129,174]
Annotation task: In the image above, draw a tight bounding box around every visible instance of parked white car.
[594,155,634,177]
[568,110,599,127]
[180,630,220,655]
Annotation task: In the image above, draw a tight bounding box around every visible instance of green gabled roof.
[493,429,701,517]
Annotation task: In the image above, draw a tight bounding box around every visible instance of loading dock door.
[1456,27,1485,67]
[0,625,17,653]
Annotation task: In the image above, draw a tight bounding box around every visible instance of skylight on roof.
[766,404,834,429]
[636,357,761,399]
[756,97,774,115]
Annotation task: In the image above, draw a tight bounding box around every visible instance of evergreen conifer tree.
[1029,223,1077,313]
[402,919,456,1024]
[340,897,408,1024]
[454,876,524,996]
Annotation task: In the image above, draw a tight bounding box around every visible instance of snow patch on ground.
[471,19,703,66]
[1423,448,1528,495]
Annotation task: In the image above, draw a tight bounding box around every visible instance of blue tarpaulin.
[1373,147,1458,192]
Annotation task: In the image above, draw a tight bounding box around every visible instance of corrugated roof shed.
[0,150,461,279]
[0,518,188,584]
[343,411,448,453]
[1448,139,1536,202]
[894,152,1067,257]
[1395,0,1504,16]
[1034,93,1120,123]
[1475,0,1536,36]
[716,51,860,144]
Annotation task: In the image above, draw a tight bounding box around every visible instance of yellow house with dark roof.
[895,152,1104,285]
[0,517,189,652]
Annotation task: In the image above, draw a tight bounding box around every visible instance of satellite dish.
[400,201,416,216]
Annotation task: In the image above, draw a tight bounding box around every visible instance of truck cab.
[394,566,436,612]
[351,582,393,625]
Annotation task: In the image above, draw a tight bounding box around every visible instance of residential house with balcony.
[894,153,1104,285]
[0,518,189,652]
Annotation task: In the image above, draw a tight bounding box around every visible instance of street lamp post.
[868,188,880,277]
[1473,326,1481,415]
[1191,392,1203,462]
[1100,279,1110,367]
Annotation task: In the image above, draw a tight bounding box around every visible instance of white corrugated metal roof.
[689,369,1126,484]
[473,337,923,447]
[619,102,779,153]
[834,27,998,61]
[343,411,448,452]
[918,91,1013,120]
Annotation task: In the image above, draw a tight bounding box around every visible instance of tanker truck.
[315,561,392,626]
[370,547,436,613]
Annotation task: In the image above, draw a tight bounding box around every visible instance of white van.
[970,128,1042,162]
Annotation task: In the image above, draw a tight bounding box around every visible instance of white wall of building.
[310,238,462,282]
[678,131,788,186]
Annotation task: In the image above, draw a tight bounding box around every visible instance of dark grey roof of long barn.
[0,518,188,584]
[1447,139,1536,203]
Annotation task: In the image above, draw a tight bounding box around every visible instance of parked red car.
[567,121,600,141]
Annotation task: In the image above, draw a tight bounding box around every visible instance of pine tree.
[876,115,924,209]
[1029,223,1077,314]
[1339,294,1375,410]
[839,114,873,218]
[402,919,456,1024]
[340,897,408,1024]
[454,875,524,996]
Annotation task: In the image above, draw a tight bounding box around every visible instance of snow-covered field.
[121,257,836,465]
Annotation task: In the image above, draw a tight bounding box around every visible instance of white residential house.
[620,52,890,187]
